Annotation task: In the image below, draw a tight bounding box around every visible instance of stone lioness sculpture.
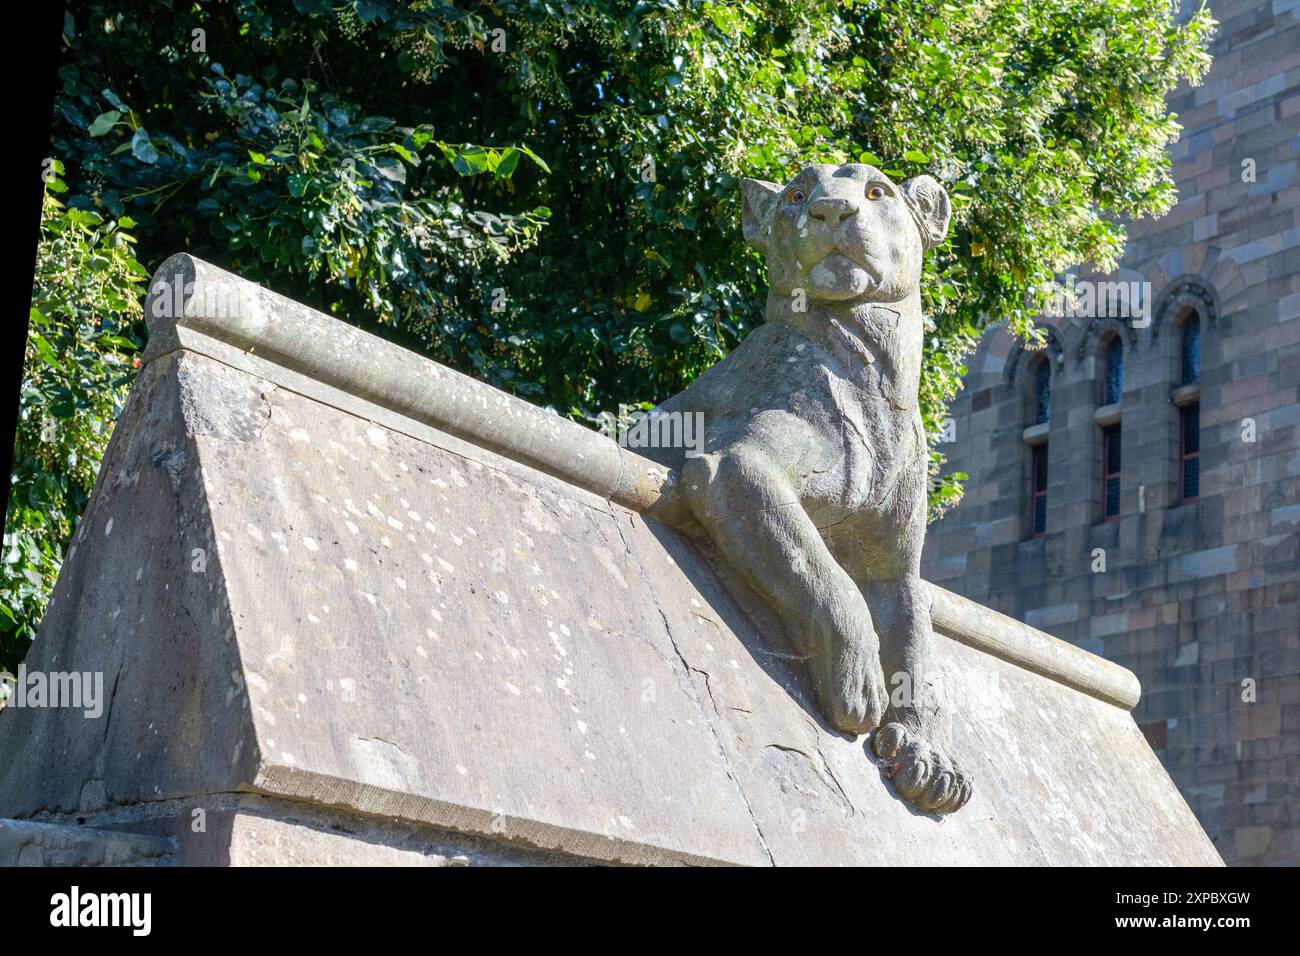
[645,162,972,814]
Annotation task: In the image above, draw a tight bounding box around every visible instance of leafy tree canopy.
[2,163,145,669]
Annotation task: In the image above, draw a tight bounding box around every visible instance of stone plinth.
[0,255,1222,865]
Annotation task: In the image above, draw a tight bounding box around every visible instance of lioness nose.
[808,196,859,224]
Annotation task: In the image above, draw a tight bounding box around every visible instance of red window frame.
[1101,424,1121,522]
[1030,443,1048,538]
[1179,402,1200,503]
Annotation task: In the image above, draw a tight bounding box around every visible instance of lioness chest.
[679,320,927,520]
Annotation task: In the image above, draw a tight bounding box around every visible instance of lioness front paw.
[872,722,972,815]
[819,653,889,736]
[823,681,887,737]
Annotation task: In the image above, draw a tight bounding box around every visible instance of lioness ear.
[741,178,782,250]
[901,175,951,250]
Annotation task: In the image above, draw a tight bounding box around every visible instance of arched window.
[1033,358,1051,425]
[1179,312,1201,502]
[1030,442,1049,537]
[1103,338,1123,406]
[1155,281,1214,507]
[1026,355,1051,538]
[1096,337,1124,521]
[1180,402,1200,502]
[1181,314,1201,384]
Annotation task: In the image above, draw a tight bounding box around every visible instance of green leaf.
[27,328,61,370]
[495,147,521,178]
[130,129,160,164]
[101,88,128,112]
[515,145,551,175]
[450,145,490,176]
[96,333,138,351]
[374,159,406,183]
[88,111,120,137]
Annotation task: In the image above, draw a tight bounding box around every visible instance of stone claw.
[871,722,973,815]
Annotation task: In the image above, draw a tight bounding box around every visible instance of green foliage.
[7,0,1213,662]
[2,164,146,669]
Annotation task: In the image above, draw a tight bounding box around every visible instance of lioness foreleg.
[680,446,888,735]
[866,573,973,814]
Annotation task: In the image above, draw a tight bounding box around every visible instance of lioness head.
[741,163,950,305]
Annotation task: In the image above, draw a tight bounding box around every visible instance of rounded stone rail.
[143,253,1142,712]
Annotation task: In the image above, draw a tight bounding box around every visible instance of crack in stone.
[253,386,277,442]
[610,513,776,866]
[652,604,776,866]
[100,660,123,746]
[763,733,855,817]
[805,717,856,816]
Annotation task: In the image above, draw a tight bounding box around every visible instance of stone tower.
[922,0,1300,865]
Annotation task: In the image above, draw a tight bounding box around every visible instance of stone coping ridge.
[142,253,1143,711]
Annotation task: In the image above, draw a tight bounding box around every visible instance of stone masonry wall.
[921,0,1300,865]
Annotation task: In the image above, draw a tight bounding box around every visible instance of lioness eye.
[867,185,886,200]
[787,188,806,204]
